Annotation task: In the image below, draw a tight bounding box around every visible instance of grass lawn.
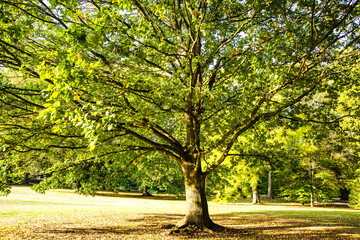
[0,186,359,239]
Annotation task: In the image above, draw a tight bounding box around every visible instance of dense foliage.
[1,0,360,228]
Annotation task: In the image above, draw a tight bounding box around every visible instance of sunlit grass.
[0,186,359,239]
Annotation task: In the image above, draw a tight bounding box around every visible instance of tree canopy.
[1,0,360,230]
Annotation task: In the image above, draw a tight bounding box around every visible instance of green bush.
[349,170,360,209]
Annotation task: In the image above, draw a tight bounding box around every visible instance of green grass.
[0,186,359,239]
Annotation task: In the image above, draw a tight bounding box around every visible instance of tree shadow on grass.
[47,227,129,235]
[212,213,360,239]
[39,213,360,239]
[96,191,186,201]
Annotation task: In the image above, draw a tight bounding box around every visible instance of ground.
[0,186,359,239]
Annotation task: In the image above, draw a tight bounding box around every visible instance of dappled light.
[2,212,360,239]
[1,0,360,236]
[1,187,359,239]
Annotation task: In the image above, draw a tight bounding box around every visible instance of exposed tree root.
[160,224,175,229]
[169,218,226,235]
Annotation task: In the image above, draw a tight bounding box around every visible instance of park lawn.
[0,186,359,239]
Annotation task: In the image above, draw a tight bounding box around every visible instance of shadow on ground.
[95,191,186,201]
[34,212,360,239]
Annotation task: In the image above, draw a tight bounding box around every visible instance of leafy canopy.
[0,0,359,194]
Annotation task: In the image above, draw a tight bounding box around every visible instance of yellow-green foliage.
[349,170,360,209]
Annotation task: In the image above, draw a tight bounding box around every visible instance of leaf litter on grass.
[1,186,360,239]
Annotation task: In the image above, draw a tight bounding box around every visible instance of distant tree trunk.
[310,191,314,207]
[310,162,314,207]
[252,186,261,204]
[267,170,273,199]
[23,173,30,184]
[142,186,152,196]
[337,175,350,201]
[340,188,350,201]
[175,164,220,231]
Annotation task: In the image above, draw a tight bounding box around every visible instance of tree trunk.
[175,164,220,230]
[340,187,350,201]
[310,160,314,207]
[267,170,273,199]
[252,186,261,204]
[310,191,314,207]
[142,186,152,197]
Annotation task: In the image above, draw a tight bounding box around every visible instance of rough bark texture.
[174,164,220,231]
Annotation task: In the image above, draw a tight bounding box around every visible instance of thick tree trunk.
[252,186,261,204]
[175,165,220,230]
[267,170,273,199]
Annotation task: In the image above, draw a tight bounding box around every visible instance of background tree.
[1,0,360,231]
[208,157,265,204]
[335,62,360,207]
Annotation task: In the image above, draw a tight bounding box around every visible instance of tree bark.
[267,170,273,199]
[252,186,261,204]
[175,164,220,230]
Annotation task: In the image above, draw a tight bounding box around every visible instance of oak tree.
[1,0,359,230]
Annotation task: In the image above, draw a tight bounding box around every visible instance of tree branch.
[279,114,356,125]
